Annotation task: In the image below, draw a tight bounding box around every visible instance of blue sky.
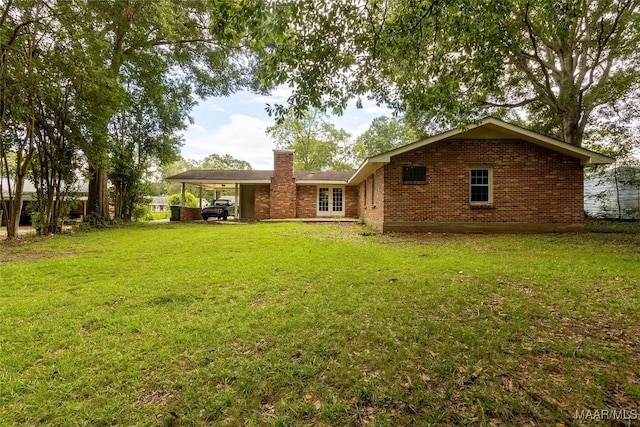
[179,87,392,170]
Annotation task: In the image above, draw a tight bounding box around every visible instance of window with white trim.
[470,167,492,204]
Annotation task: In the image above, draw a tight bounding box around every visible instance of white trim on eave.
[297,181,350,185]
[348,162,386,186]
[167,179,272,185]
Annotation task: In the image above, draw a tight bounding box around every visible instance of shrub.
[132,205,149,221]
[143,211,171,221]
[168,192,198,207]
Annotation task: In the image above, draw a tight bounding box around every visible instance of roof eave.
[165,178,272,185]
[348,160,387,185]
[297,180,351,185]
[582,156,614,166]
[478,118,615,165]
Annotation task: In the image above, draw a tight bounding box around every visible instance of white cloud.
[194,98,226,113]
[362,104,392,115]
[354,98,393,115]
[252,86,293,105]
[181,114,275,170]
[188,123,206,132]
[352,123,371,137]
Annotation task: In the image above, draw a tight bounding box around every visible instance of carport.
[165,170,273,221]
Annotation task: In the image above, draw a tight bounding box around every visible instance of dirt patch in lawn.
[0,238,78,264]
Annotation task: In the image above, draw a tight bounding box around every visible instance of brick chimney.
[270,149,297,218]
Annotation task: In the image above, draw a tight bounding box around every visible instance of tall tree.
[198,154,253,170]
[108,80,187,220]
[66,0,270,220]
[0,0,275,237]
[352,116,420,164]
[262,0,640,147]
[31,77,83,235]
[0,0,47,238]
[266,109,353,170]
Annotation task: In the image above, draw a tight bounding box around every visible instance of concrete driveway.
[0,226,36,237]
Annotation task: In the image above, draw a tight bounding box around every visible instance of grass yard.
[1,222,639,426]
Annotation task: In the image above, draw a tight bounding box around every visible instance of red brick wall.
[358,168,385,228]
[345,186,359,218]
[270,150,297,219]
[180,207,202,222]
[383,139,584,224]
[296,185,317,218]
[255,184,271,220]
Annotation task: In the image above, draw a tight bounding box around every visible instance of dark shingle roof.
[294,171,354,181]
[166,170,273,181]
[167,169,355,183]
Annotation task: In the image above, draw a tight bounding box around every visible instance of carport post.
[198,186,203,208]
[181,183,186,206]
[235,183,239,221]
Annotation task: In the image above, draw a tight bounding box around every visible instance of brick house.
[167,150,358,221]
[167,118,612,232]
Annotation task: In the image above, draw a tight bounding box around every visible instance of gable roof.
[348,117,614,185]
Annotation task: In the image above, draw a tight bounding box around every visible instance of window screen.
[402,166,427,183]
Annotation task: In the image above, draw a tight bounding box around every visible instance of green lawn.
[1,222,639,426]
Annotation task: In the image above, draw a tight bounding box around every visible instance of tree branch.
[582,0,632,93]
[521,1,557,105]
[0,0,13,32]
[479,97,540,108]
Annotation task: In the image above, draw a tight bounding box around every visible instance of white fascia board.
[479,118,613,165]
[297,181,350,185]
[347,161,387,185]
[165,179,271,185]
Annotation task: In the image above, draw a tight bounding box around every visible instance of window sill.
[470,203,494,210]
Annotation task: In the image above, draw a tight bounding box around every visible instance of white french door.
[317,186,345,217]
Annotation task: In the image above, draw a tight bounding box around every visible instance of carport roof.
[166,169,355,189]
[167,170,273,183]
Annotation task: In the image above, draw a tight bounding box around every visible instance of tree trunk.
[87,164,110,219]
[6,179,25,239]
[561,110,584,147]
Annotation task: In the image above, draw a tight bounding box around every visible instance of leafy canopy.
[262,0,640,147]
[353,116,421,164]
[197,154,253,170]
[266,108,353,171]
